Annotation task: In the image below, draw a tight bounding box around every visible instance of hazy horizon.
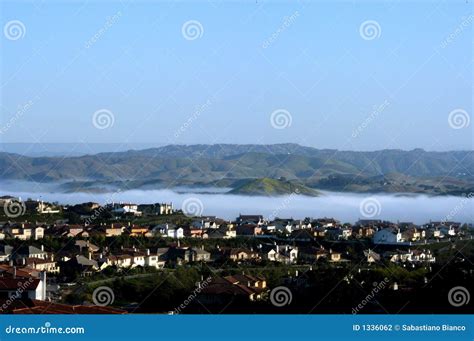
[1,1,472,151]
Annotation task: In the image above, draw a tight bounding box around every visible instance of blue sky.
[0,0,472,151]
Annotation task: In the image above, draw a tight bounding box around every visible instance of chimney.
[146,249,150,256]
[41,245,44,251]
[13,266,16,279]
[88,252,92,260]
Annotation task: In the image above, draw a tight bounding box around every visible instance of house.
[363,249,381,263]
[237,215,265,225]
[198,274,268,305]
[2,223,44,240]
[402,227,425,242]
[236,224,262,236]
[299,246,328,262]
[107,203,142,216]
[106,223,126,237]
[327,249,341,262]
[0,265,47,302]
[14,245,48,260]
[373,228,405,244]
[23,257,60,274]
[129,225,150,237]
[207,225,236,239]
[167,227,184,239]
[261,244,298,264]
[64,255,99,276]
[75,240,100,253]
[220,248,260,262]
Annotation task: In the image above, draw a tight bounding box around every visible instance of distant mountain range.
[1,144,473,196]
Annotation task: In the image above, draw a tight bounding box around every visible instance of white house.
[373,228,404,244]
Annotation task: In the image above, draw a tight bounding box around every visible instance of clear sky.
[0,0,472,151]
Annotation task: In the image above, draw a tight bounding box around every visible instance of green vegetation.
[229,177,320,196]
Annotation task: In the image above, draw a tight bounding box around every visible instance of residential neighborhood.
[0,197,472,314]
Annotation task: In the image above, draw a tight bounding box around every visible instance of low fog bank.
[1,184,473,224]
